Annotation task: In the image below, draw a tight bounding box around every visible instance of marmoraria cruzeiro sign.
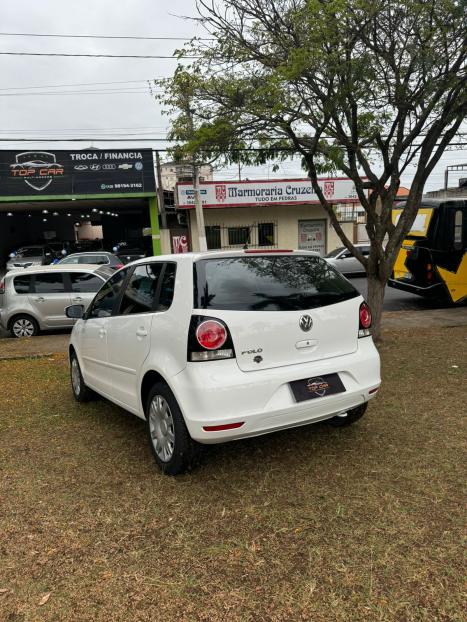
[177,178,363,208]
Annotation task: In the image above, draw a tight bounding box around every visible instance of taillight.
[359,302,372,338]
[426,263,433,283]
[0,279,4,294]
[115,263,124,269]
[196,320,227,350]
[188,315,235,362]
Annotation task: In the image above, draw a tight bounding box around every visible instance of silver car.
[6,245,55,271]
[324,244,370,275]
[0,264,113,337]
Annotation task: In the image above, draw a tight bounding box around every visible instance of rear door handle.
[34,297,45,302]
[136,328,148,338]
[73,296,84,302]
[99,328,106,338]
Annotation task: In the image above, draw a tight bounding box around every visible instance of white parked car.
[67,250,381,475]
[324,244,370,275]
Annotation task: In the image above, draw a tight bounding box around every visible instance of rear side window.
[454,210,463,250]
[194,255,358,311]
[158,263,176,311]
[34,273,65,294]
[79,255,109,265]
[69,272,103,293]
[13,275,32,294]
[118,264,163,315]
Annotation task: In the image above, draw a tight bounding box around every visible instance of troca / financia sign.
[176,178,364,209]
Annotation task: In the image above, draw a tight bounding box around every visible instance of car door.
[28,272,72,327]
[105,263,165,411]
[78,268,130,396]
[337,248,366,273]
[67,270,107,311]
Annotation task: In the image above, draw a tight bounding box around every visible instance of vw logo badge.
[299,315,313,332]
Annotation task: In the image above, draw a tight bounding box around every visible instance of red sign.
[172,235,189,254]
[215,184,227,202]
[324,181,335,199]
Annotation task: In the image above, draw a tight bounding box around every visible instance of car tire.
[70,351,95,402]
[146,382,199,475]
[328,403,368,427]
[9,314,39,338]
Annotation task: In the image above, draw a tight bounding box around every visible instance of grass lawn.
[0,327,465,622]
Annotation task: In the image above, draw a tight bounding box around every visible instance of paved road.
[350,276,454,312]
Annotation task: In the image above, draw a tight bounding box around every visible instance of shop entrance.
[0,197,155,268]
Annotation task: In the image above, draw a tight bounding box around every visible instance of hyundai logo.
[299,315,313,332]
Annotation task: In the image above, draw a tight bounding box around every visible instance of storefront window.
[228,226,250,246]
[206,226,221,249]
[258,222,274,246]
[454,210,463,249]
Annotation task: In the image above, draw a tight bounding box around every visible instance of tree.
[160,0,467,338]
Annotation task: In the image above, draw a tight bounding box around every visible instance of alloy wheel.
[12,318,35,337]
[148,395,175,462]
[71,357,81,396]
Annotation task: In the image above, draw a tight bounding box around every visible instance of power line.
[0,79,165,91]
[0,89,162,96]
[0,32,211,41]
[0,126,171,133]
[0,51,200,59]
[0,138,465,150]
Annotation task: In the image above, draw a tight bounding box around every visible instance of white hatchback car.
[67,250,381,475]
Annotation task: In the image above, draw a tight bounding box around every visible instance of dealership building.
[0,148,161,266]
[174,178,364,255]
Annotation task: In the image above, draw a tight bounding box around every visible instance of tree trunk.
[366,272,386,341]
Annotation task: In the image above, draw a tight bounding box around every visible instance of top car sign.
[177,177,363,209]
[0,149,156,197]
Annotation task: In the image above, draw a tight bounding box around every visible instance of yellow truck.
[388,199,467,303]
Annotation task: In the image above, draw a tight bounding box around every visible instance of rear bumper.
[387,278,444,298]
[170,337,381,443]
[0,309,9,330]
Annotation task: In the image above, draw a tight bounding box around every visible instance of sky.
[0,0,465,192]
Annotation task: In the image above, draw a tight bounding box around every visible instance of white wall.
[187,204,355,253]
[76,223,103,240]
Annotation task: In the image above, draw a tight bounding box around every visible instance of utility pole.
[155,150,167,230]
[192,160,208,251]
[186,107,207,251]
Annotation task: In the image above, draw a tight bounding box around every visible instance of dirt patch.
[0,334,70,360]
[0,327,466,621]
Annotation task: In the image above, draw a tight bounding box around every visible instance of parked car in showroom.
[67,250,381,475]
[0,264,113,337]
[324,244,370,275]
[116,247,146,264]
[58,251,124,269]
[6,245,55,271]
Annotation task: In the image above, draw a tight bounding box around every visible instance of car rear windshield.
[95,266,114,280]
[194,255,359,311]
[17,248,42,257]
[324,247,345,258]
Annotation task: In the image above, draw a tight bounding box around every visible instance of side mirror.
[65,304,85,319]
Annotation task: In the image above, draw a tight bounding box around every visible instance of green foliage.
[157,0,466,289]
